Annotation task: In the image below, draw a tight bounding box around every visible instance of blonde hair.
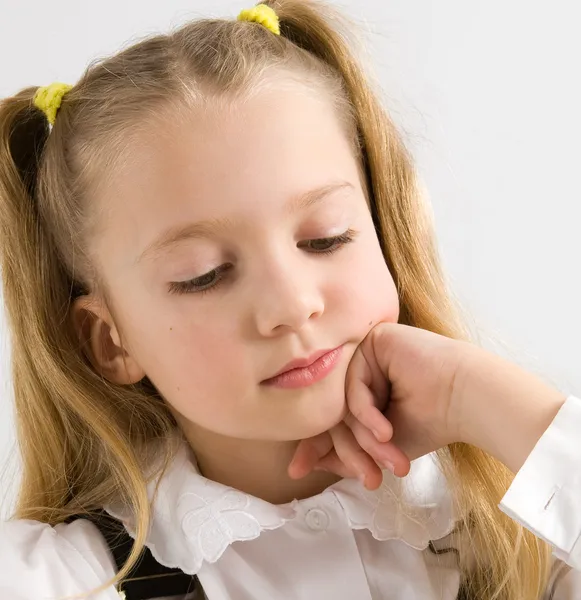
[0,1,551,598]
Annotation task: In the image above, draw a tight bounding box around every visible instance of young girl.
[0,1,579,598]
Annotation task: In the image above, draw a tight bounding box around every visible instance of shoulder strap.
[66,510,198,600]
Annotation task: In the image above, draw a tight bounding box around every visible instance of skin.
[72,80,400,504]
[292,323,567,487]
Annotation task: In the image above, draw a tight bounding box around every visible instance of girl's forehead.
[92,85,360,267]
[110,85,352,206]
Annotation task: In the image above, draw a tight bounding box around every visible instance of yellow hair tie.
[237,4,280,36]
[33,82,73,125]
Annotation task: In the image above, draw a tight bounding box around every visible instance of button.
[305,508,329,531]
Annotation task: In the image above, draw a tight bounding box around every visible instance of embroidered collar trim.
[105,438,457,575]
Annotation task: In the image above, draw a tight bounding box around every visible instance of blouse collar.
[105,436,457,575]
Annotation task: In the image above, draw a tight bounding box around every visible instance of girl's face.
[89,81,399,442]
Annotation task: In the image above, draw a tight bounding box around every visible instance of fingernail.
[313,466,329,473]
[358,473,366,487]
[372,429,381,440]
[382,461,396,474]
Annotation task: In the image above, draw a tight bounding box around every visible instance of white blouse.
[2,394,581,599]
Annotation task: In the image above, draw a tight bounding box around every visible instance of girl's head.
[69,36,399,445]
[0,1,551,598]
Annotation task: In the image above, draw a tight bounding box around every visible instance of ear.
[70,294,146,385]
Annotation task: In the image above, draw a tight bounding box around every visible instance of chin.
[298,370,350,435]
[292,397,348,440]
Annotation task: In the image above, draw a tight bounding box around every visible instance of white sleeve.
[498,394,581,598]
[0,517,120,600]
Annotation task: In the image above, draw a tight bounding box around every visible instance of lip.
[261,345,344,389]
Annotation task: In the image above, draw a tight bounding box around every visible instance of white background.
[1,1,579,517]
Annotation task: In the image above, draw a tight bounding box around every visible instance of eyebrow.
[136,180,354,265]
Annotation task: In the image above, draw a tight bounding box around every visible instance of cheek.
[367,257,399,322]
[335,242,399,329]
[130,317,248,417]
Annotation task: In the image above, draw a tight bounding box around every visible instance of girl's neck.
[179,423,341,505]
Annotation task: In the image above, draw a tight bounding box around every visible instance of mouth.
[261,345,344,389]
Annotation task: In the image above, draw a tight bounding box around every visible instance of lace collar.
[105,436,457,575]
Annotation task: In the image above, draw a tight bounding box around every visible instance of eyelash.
[168,229,357,296]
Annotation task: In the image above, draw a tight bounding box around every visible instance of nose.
[252,258,325,337]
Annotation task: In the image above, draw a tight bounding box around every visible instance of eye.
[167,229,357,295]
[299,229,356,254]
[168,264,233,295]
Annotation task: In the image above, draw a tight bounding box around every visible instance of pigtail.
[3,90,49,198]
[0,88,78,517]
[262,2,553,599]
[0,90,173,597]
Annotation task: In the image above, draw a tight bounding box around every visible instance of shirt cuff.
[499,394,581,570]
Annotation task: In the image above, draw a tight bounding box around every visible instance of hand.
[346,323,469,461]
[289,323,473,488]
[289,322,566,486]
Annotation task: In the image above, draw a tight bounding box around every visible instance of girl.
[0,1,578,598]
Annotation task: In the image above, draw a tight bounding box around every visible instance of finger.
[329,422,383,489]
[345,414,402,473]
[314,451,355,480]
[346,372,393,442]
[345,413,411,478]
[288,432,333,479]
[360,348,390,405]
